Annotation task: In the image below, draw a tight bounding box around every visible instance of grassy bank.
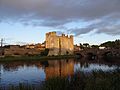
[1,69,120,90]
[0,55,75,62]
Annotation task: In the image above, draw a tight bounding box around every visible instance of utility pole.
[0,38,4,56]
[0,38,3,48]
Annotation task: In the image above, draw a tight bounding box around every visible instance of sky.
[0,0,120,45]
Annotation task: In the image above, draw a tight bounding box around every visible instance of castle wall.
[46,32,59,49]
[68,36,74,54]
[60,35,69,55]
[46,32,60,56]
[45,32,74,56]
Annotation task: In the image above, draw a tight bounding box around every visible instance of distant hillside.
[100,39,120,49]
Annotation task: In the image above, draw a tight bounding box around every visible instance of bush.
[41,49,49,56]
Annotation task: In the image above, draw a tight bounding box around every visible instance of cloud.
[69,13,120,36]
[0,0,120,36]
[15,41,29,45]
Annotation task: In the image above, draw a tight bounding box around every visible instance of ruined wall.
[45,32,74,56]
[4,45,43,56]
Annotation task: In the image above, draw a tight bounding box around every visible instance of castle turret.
[70,35,73,39]
[62,34,65,37]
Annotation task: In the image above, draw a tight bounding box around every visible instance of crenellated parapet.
[46,32,57,36]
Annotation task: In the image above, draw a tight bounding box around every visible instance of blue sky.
[0,0,120,45]
[0,22,119,45]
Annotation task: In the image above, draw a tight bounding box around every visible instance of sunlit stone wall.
[45,32,74,56]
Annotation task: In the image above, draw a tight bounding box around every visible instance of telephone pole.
[0,38,3,48]
[0,38,4,56]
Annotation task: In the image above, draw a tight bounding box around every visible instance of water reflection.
[0,59,119,88]
[45,60,74,80]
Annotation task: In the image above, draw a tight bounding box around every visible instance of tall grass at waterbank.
[41,69,120,90]
[1,69,120,90]
[0,55,75,62]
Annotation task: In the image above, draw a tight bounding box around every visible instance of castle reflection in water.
[0,59,75,80]
[45,60,74,79]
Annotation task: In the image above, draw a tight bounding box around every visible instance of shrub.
[41,49,49,56]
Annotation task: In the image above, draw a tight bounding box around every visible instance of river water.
[0,59,119,88]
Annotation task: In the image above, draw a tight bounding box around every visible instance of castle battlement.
[47,32,73,39]
[70,35,73,38]
[62,34,65,37]
[46,32,56,36]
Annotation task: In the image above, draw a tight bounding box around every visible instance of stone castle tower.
[46,32,74,56]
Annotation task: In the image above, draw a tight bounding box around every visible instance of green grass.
[0,55,75,62]
[1,69,120,90]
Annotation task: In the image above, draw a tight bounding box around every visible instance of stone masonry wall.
[45,32,74,56]
[4,45,43,56]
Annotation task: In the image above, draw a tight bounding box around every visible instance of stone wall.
[4,45,44,56]
[45,32,74,56]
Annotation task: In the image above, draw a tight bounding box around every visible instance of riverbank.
[0,55,75,62]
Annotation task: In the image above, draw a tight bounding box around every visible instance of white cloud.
[0,0,120,36]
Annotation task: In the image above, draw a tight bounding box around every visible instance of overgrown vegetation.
[100,39,120,49]
[40,49,49,56]
[41,69,120,90]
[79,39,120,49]
[0,55,74,62]
[1,69,120,90]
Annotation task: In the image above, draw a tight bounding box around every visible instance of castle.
[45,32,74,56]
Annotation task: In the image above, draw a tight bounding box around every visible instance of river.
[0,59,119,88]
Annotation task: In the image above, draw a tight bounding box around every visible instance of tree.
[100,39,120,49]
[83,43,90,48]
[91,45,99,49]
[41,49,49,56]
[79,43,84,49]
